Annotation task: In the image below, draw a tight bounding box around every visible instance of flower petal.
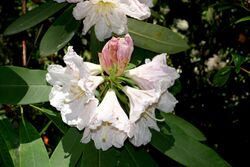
[120,0,151,20]
[157,90,178,113]
[123,86,160,123]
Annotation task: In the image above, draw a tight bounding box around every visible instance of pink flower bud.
[99,34,133,76]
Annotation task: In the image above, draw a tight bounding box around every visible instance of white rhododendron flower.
[46,46,104,130]
[122,86,161,146]
[46,35,179,151]
[72,0,150,41]
[81,90,130,150]
[129,107,160,146]
[126,53,179,113]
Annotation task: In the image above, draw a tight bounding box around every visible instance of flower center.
[64,84,85,103]
[96,1,117,14]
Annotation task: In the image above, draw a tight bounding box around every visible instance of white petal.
[61,97,98,130]
[84,62,102,75]
[46,65,71,86]
[138,0,153,7]
[123,86,160,123]
[129,108,159,146]
[126,53,179,91]
[90,125,127,151]
[95,18,112,41]
[92,89,130,133]
[73,1,92,20]
[120,0,151,20]
[157,90,178,113]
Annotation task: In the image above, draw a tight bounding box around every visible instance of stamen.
[145,112,165,122]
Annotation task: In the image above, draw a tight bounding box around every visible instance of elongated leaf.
[0,116,20,166]
[151,127,231,167]
[212,66,233,87]
[128,19,189,54]
[0,134,14,167]
[40,5,80,56]
[163,113,206,141]
[78,142,158,167]
[4,2,67,35]
[232,53,246,73]
[0,66,51,104]
[235,16,250,24]
[50,128,84,167]
[40,108,68,134]
[19,119,50,167]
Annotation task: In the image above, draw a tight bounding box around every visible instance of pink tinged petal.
[157,90,178,113]
[120,0,151,20]
[123,86,160,123]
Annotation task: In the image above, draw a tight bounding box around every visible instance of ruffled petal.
[120,0,150,20]
[123,86,160,123]
[157,90,178,113]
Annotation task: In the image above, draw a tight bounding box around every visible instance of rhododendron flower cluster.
[46,34,179,150]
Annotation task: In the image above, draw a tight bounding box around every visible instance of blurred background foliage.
[0,0,249,166]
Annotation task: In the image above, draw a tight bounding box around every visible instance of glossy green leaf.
[128,18,189,54]
[212,66,233,87]
[50,128,84,167]
[19,119,50,167]
[0,116,20,166]
[36,107,68,134]
[232,53,246,73]
[0,134,15,167]
[0,66,51,104]
[40,5,80,56]
[4,2,67,35]
[78,142,158,167]
[235,16,250,24]
[151,126,231,167]
[163,113,206,141]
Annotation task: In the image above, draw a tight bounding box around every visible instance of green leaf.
[235,16,250,24]
[128,18,189,54]
[151,127,231,167]
[4,2,67,35]
[19,119,50,167]
[212,66,233,87]
[0,116,20,166]
[0,66,51,104]
[31,106,68,134]
[232,53,246,73]
[0,134,15,167]
[90,29,105,63]
[162,113,206,141]
[39,5,80,56]
[78,142,158,167]
[50,128,84,167]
